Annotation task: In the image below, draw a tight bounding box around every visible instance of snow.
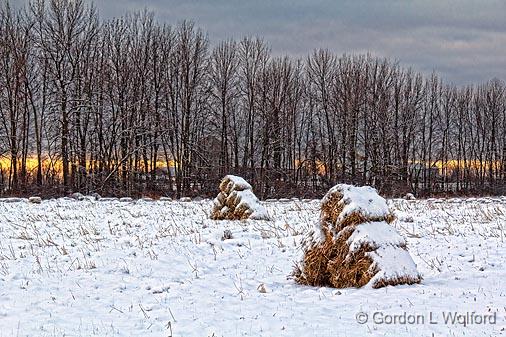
[0,197,505,336]
[229,189,270,220]
[346,221,406,252]
[345,221,420,287]
[301,222,327,250]
[223,175,252,192]
[0,197,26,203]
[366,245,421,288]
[323,184,392,224]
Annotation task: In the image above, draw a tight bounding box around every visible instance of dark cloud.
[9,0,506,84]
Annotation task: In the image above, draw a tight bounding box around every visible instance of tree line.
[1,0,505,198]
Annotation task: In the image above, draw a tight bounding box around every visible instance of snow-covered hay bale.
[90,192,101,200]
[404,193,416,200]
[211,175,269,220]
[28,196,42,204]
[70,192,85,201]
[294,184,421,289]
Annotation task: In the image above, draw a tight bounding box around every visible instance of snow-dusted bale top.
[219,175,252,193]
[211,175,269,220]
[321,184,395,234]
[295,184,421,289]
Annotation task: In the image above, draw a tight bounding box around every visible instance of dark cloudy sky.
[12,0,506,84]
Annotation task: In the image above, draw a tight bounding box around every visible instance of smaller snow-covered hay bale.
[404,193,416,200]
[70,192,85,201]
[294,184,421,289]
[28,196,42,204]
[211,175,269,220]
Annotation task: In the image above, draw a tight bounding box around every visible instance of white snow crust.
[346,221,406,252]
[233,190,270,220]
[223,175,252,191]
[366,245,421,287]
[0,197,504,336]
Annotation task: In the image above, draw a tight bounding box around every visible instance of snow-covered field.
[0,196,505,336]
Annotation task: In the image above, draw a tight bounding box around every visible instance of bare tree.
[1,2,506,198]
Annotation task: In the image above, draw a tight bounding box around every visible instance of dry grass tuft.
[326,227,375,288]
[294,224,375,288]
[293,226,335,286]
